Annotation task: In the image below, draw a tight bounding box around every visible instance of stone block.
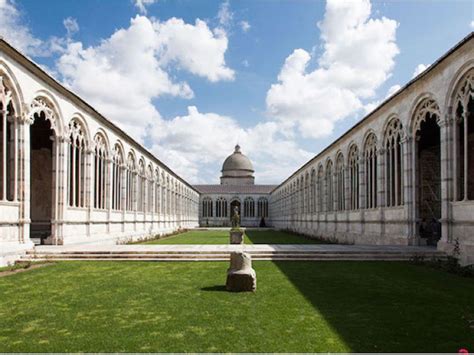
[230,231,244,244]
[226,252,256,292]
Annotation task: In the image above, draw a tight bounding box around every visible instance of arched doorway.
[30,112,54,244]
[414,103,441,246]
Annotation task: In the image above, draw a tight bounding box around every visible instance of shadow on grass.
[270,260,474,352]
[200,285,227,292]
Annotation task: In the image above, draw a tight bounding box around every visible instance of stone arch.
[0,60,24,116]
[409,94,441,135]
[29,90,64,136]
[445,61,474,110]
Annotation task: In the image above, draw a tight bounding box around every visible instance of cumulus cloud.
[151,106,312,183]
[266,0,399,138]
[63,17,79,37]
[240,20,251,33]
[154,18,235,82]
[412,63,429,78]
[55,15,236,141]
[134,0,156,14]
[0,0,46,56]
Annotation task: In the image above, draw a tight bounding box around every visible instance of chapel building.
[194,145,276,227]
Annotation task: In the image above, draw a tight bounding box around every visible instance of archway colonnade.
[0,40,199,255]
[270,36,474,264]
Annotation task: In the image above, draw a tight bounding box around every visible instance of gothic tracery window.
[364,133,378,209]
[68,119,87,208]
[137,159,146,212]
[384,118,404,207]
[0,76,18,202]
[126,153,136,211]
[154,169,160,214]
[215,197,227,218]
[93,133,108,210]
[244,197,255,217]
[454,69,474,200]
[336,154,345,211]
[348,145,359,210]
[326,160,334,212]
[317,165,324,212]
[111,143,123,210]
[202,197,213,218]
[147,165,153,213]
[257,197,268,218]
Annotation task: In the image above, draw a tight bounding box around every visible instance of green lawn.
[141,229,321,244]
[0,261,473,352]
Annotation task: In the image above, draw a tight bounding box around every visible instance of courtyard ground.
[140,229,322,244]
[0,260,472,352]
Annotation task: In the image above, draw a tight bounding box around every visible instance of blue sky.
[1,0,473,184]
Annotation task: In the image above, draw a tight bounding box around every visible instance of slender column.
[2,109,7,200]
[359,157,366,209]
[401,136,413,242]
[344,166,350,210]
[86,147,94,237]
[12,118,18,201]
[438,115,452,244]
[18,114,30,244]
[453,116,459,200]
[463,110,468,200]
[377,147,386,237]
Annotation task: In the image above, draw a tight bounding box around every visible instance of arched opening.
[30,112,54,244]
[415,108,441,246]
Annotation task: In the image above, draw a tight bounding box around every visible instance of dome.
[221,145,254,173]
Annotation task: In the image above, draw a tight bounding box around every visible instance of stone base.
[226,270,256,292]
[230,231,244,244]
[226,251,256,292]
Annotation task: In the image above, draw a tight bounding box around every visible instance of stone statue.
[226,252,257,292]
[231,205,240,228]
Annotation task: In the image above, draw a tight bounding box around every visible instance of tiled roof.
[193,184,277,194]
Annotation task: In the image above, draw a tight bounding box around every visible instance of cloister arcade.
[1,33,473,266]
[270,33,474,264]
[0,39,199,262]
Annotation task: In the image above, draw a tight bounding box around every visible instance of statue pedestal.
[226,252,256,292]
[230,230,244,244]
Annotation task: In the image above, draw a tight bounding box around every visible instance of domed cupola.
[220,145,255,185]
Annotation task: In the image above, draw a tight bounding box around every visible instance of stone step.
[23,256,441,262]
[23,252,446,261]
[26,249,446,256]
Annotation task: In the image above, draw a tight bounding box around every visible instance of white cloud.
[412,63,429,78]
[134,0,156,14]
[240,20,251,33]
[470,20,474,29]
[55,14,236,141]
[151,106,312,183]
[155,18,235,82]
[0,0,46,56]
[266,0,399,138]
[386,84,401,98]
[217,1,233,28]
[63,17,79,37]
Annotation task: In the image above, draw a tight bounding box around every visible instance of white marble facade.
[1,32,474,266]
[0,39,199,265]
[270,33,474,265]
